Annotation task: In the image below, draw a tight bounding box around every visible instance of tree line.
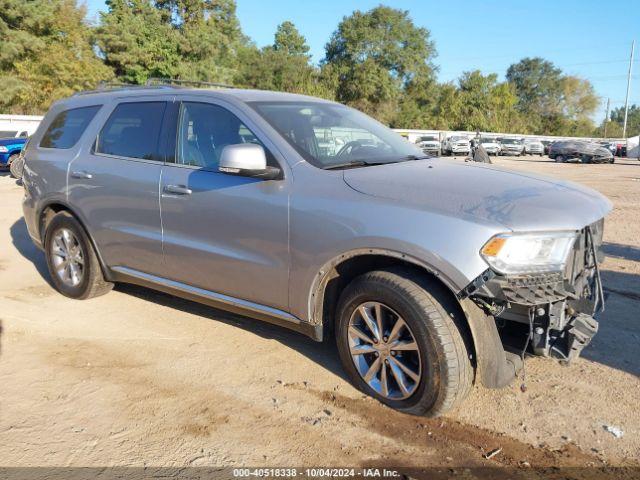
[1,0,637,138]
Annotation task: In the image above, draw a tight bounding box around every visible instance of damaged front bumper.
[462,219,605,363]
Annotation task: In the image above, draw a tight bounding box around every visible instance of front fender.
[305,247,464,327]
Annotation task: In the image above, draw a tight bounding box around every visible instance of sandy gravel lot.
[1,156,639,475]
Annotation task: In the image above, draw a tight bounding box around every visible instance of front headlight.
[481,232,577,275]
[0,146,8,153]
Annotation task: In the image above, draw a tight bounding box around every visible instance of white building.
[0,114,43,138]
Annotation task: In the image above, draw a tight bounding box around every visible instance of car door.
[159,98,290,311]
[67,98,167,275]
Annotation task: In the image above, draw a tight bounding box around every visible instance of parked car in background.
[415,135,441,156]
[523,138,544,156]
[0,130,29,139]
[443,135,470,156]
[478,137,501,155]
[499,137,525,156]
[598,141,617,156]
[21,85,612,417]
[548,140,614,163]
[0,136,28,169]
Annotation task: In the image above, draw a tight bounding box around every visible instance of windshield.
[249,101,424,169]
[450,136,467,142]
[501,138,520,144]
[480,137,496,143]
[419,136,438,142]
[0,131,18,138]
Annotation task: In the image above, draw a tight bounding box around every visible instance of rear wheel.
[555,155,565,163]
[335,268,473,416]
[44,212,113,299]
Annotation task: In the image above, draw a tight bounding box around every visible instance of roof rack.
[73,82,181,96]
[145,77,235,89]
[72,78,236,97]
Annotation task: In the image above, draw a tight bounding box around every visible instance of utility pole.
[623,40,635,138]
[604,97,610,138]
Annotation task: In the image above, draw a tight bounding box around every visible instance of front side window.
[176,102,264,170]
[96,102,166,160]
[250,101,424,169]
[40,106,101,149]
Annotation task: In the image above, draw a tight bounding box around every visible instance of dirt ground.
[1,156,639,474]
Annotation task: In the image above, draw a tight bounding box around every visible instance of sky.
[83,0,640,122]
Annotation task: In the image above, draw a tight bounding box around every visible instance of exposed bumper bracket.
[550,313,599,362]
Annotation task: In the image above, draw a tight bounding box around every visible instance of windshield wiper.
[324,155,433,170]
[324,160,388,170]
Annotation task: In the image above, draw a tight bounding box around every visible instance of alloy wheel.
[50,228,85,287]
[348,301,422,400]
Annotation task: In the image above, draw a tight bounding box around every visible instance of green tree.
[236,23,331,98]
[561,76,599,121]
[323,6,436,124]
[96,0,179,84]
[506,57,562,133]
[506,57,598,135]
[273,21,310,57]
[453,71,522,132]
[610,104,640,137]
[97,0,245,85]
[395,73,439,129]
[0,0,113,114]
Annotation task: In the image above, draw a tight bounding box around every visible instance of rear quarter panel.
[22,97,112,244]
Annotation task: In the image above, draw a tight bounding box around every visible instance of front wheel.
[555,155,565,163]
[335,269,473,416]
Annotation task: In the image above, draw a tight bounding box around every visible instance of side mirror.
[218,144,281,180]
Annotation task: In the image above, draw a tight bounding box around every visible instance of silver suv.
[22,86,612,416]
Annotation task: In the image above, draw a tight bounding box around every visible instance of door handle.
[164,184,192,195]
[71,170,93,179]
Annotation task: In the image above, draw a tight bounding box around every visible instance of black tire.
[555,155,565,163]
[7,154,19,175]
[44,211,113,299]
[9,155,22,179]
[335,268,473,417]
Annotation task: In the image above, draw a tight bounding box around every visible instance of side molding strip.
[111,266,321,340]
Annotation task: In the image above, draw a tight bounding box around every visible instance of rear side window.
[40,106,101,149]
[96,102,166,160]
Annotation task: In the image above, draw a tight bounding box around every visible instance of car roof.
[57,86,337,108]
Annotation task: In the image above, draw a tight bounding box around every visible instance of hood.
[342,159,612,232]
[481,142,500,147]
